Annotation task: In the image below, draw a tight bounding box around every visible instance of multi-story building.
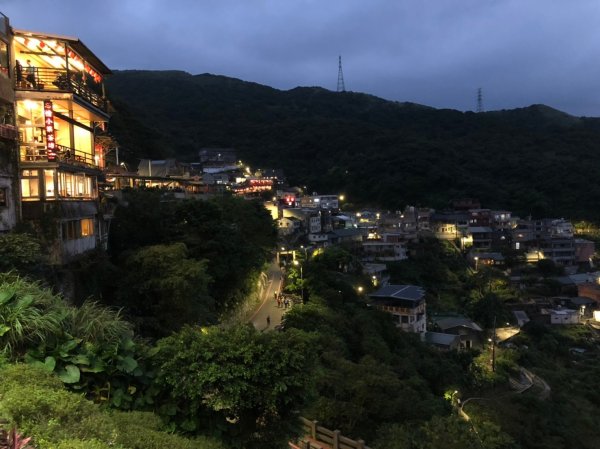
[9,21,111,262]
[369,284,427,333]
[0,13,18,233]
[513,218,579,266]
[299,194,339,210]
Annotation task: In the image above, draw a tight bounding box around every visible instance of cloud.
[3,0,600,115]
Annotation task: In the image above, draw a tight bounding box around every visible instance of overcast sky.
[4,0,600,116]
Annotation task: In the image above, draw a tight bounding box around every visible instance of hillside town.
[0,7,599,346]
[1,9,600,449]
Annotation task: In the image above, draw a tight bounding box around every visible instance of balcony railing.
[14,66,107,112]
[20,143,97,168]
[0,123,18,140]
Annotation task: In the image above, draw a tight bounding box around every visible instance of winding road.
[249,260,286,331]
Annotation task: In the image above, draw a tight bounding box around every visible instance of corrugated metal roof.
[425,332,461,346]
[435,317,483,332]
[369,284,425,301]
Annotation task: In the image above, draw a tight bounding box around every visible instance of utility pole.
[337,55,346,92]
[492,315,497,372]
[476,87,484,113]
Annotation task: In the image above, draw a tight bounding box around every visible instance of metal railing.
[56,144,96,166]
[14,66,107,111]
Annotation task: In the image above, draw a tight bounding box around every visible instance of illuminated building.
[4,12,111,262]
[0,13,18,232]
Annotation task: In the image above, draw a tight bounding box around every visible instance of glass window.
[21,170,39,199]
[44,169,55,198]
[58,172,96,199]
[61,220,78,240]
[61,218,94,240]
[81,218,94,237]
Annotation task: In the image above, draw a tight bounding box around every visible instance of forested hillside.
[106,70,600,220]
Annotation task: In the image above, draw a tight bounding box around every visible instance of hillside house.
[431,316,484,350]
[369,285,427,333]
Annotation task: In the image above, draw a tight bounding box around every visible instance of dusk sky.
[4,0,600,116]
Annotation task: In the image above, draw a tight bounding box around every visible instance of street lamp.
[451,390,459,408]
[293,260,304,301]
[300,245,308,260]
[474,256,479,271]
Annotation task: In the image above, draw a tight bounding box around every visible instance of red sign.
[43,101,56,161]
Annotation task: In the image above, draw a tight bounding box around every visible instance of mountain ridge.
[105,70,600,220]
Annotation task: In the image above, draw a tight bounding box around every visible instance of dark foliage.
[107,190,276,338]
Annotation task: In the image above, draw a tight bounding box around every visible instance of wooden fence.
[290,417,372,449]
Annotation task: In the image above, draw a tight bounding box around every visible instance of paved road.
[250,260,287,331]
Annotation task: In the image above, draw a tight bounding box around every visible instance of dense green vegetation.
[1,225,598,448]
[99,190,276,338]
[281,246,516,446]
[465,324,600,449]
[154,325,316,449]
[0,272,313,448]
[0,363,226,449]
[106,70,600,220]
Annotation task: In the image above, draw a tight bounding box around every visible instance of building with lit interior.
[5,13,112,262]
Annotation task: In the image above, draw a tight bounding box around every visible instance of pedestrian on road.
[277,297,281,308]
[266,315,271,326]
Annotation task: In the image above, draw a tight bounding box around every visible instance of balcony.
[0,123,18,140]
[14,67,107,112]
[20,143,97,168]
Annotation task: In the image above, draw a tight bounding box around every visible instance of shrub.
[0,364,226,449]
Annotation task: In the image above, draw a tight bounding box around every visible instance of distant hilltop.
[106,70,600,221]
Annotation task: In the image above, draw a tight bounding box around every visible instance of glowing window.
[44,169,55,198]
[81,218,94,237]
[21,170,39,199]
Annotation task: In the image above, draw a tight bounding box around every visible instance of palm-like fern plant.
[65,301,132,349]
[0,274,66,358]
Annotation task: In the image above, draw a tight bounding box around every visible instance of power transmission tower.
[337,55,346,92]
[476,87,483,113]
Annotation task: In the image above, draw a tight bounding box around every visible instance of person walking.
[266,315,271,327]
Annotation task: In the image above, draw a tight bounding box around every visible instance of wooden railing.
[20,143,97,168]
[14,66,107,111]
[292,418,371,449]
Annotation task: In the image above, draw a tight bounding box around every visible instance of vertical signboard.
[43,100,56,161]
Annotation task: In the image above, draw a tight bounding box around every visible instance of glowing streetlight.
[339,194,345,201]
[474,256,479,271]
[300,245,308,260]
[357,286,364,294]
[293,260,304,300]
